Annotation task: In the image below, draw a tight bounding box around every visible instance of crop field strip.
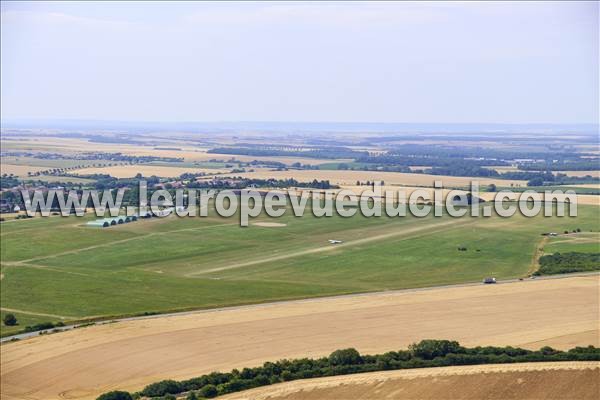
[1,138,346,166]
[2,126,598,335]
[218,362,600,400]
[1,276,597,400]
[1,203,598,337]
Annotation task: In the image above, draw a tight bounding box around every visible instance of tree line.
[208,146,367,160]
[535,252,600,275]
[186,177,337,190]
[97,340,600,400]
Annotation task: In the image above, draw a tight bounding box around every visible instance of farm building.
[86,219,110,228]
[137,210,157,218]
[86,215,137,228]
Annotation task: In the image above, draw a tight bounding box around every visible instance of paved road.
[2,271,598,344]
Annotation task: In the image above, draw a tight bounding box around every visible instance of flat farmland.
[568,183,600,189]
[69,165,230,178]
[1,156,127,169]
[557,170,600,178]
[483,165,520,173]
[333,185,600,206]
[1,276,597,400]
[543,231,600,254]
[229,169,528,188]
[1,203,597,336]
[0,164,52,177]
[1,138,342,166]
[1,137,100,153]
[219,362,600,400]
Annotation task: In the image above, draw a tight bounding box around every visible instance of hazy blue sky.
[1,1,597,124]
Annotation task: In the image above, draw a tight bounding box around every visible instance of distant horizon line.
[2,118,598,127]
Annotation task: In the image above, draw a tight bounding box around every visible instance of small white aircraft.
[328,239,343,244]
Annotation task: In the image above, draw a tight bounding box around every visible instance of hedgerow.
[534,252,600,275]
[96,340,600,400]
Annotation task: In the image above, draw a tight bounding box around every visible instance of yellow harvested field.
[557,170,600,178]
[2,137,210,156]
[1,276,597,400]
[75,147,338,165]
[1,137,95,153]
[0,164,51,177]
[484,165,519,173]
[476,191,600,206]
[338,184,484,200]
[1,138,338,165]
[220,362,600,400]
[567,183,600,189]
[555,194,599,206]
[329,185,600,206]
[229,169,528,188]
[69,165,229,178]
[291,185,600,206]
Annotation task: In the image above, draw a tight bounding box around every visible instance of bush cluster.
[3,313,18,326]
[23,321,65,333]
[96,340,600,400]
[535,252,600,275]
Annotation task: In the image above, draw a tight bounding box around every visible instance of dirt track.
[1,276,598,400]
[219,362,600,400]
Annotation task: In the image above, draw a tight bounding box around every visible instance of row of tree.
[186,177,337,190]
[97,340,600,400]
[535,252,600,275]
[208,146,367,160]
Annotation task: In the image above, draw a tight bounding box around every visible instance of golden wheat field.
[68,165,230,178]
[1,138,341,166]
[229,169,528,188]
[1,164,52,177]
[219,362,600,400]
[1,276,597,400]
[557,170,600,178]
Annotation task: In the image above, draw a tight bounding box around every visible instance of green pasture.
[1,203,598,336]
[544,231,600,254]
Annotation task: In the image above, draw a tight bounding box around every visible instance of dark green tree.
[186,391,197,400]
[328,348,362,366]
[409,339,462,360]
[3,313,17,326]
[198,384,218,398]
[96,391,132,400]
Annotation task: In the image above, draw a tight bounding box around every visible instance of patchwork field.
[1,156,127,169]
[558,170,600,178]
[219,362,600,400]
[1,276,597,400]
[2,8,599,400]
[0,164,51,177]
[1,138,343,166]
[335,184,600,205]
[229,169,528,188]
[69,165,230,178]
[483,165,520,173]
[0,203,597,336]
